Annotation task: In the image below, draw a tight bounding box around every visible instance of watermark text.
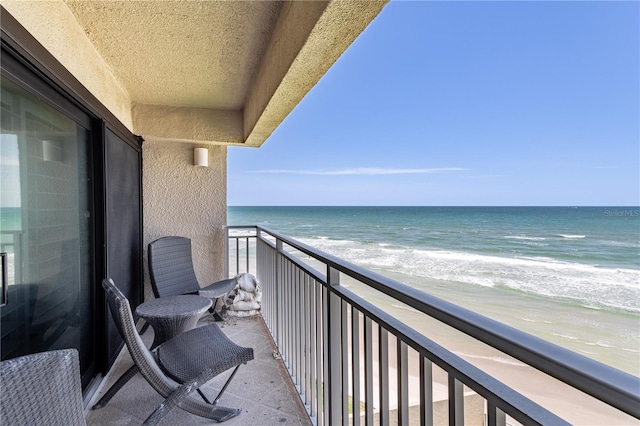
[604,209,639,217]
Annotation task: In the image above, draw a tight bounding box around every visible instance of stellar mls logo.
[604,209,639,217]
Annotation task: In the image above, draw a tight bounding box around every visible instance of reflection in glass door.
[0,76,93,379]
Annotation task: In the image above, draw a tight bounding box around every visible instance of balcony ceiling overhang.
[60,0,387,147]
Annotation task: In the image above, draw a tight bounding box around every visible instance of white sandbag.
[253,285,262,303]
[226,309,259,318]
[228,300,261,311]
[223,273,262,317]
[234,289,256,303]
[237,273,257,292]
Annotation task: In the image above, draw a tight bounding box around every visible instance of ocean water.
[228,206,640,375]
[0,207,21,231]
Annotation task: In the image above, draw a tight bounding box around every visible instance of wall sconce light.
[194,147,208,167]
[42,139,64,162]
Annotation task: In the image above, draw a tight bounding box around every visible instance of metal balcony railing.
[1,230,23,285]
[226,225,640,426]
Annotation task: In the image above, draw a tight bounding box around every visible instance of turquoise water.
[0,207,21,231]
[0,207,21,249]
[229,206,640,373]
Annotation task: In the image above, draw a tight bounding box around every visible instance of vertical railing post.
[309,276,317,420]
[256,228,269,328]
[379,329,389,425]
[235,237,240,276]
[283,256,289,368]
[364,317,374,426]
[327,266,342,425]
[15,231,22,284]
[303,273,310,406]
[294,268,300,388]
[449,376,464,426]
[421,357,434,426]
[487,403,507,426]
[275,237,283,348]
[352,308,361,426]
[322,285,329,424]
[341,301,349,425]
[398,341,409,426]
[317,282,325,425]
[245,236,250,273]
[224,226,229,279]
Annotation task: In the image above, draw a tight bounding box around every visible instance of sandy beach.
[346,284,639,426]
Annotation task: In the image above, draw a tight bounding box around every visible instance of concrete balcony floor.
[85,314,311,426]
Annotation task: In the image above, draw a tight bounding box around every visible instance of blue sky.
[228,1,639,206]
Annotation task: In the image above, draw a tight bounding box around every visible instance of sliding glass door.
[0,76,94,381]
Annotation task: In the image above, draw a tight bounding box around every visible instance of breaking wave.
[297,236,640,313]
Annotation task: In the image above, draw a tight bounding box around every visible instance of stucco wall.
[142,140,227,300]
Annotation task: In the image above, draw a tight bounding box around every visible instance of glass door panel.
[0,77,93,378]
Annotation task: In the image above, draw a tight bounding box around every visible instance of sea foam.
[455,352,526,367]
[298,236,640,313]
[504,235,546,241]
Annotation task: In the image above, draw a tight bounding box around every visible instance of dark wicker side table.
[136,295,212,349]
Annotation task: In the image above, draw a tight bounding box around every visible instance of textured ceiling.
[0,0,388,144]
[65,0,282,110]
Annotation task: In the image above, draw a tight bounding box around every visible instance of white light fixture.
[42,140,64,162]
[194,147,208,167]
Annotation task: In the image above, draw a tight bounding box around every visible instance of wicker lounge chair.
[0,349,86,426]
[102,278,254,425]
[149,236,237,321]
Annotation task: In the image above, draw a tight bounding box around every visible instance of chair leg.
[143,384,191,426]
[195,364,241,405]
[210,406,242,422]
[140,321,150,335]
[92,365,139,409]
[143,378,241,425]
[206,367,244,422]
[208,297,225,322]
[212,365,241,405]
[197,388,213,405]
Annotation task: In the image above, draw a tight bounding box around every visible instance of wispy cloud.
[248,167,467,176]
[460,174,505,179]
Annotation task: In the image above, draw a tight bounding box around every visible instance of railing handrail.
[231,224,640,419]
